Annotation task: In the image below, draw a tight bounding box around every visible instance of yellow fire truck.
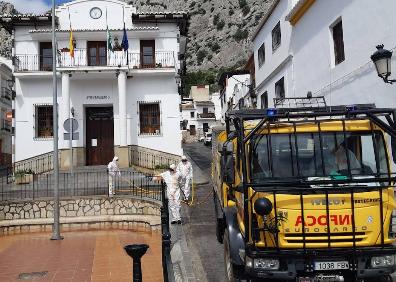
[212,97,396,282]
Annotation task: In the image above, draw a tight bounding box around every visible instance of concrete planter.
[15,174,33,185]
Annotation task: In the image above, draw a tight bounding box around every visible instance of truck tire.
[213,190,225,243]
[224,229,245,282]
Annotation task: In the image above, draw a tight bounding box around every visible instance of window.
[260,91,268,109]
[203,107,208,114]
[139,102,161,135]
[140,40,155,68]
[275,77,285,99]
[203,123,209,133]
[35,105,53,138]
[272,22,281,51]
[332,20,345,65]
[190,125,196,135]
[258,43,265,67]
[87,41,107,66]
[190,112,194,118]
[238,98,244,109]
[40,42,52,71]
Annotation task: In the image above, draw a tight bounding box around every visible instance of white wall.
[211,92,222,121]
[291,0,396,108]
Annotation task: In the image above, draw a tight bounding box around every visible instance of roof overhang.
[218,70,250,86]
[132,12,189,36]
[0,14,55,34]
[285,0,316,26]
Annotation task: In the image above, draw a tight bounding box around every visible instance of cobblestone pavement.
[0,228,162,282]
[182,143,226,282]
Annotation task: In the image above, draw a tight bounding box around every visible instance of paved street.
[182,143,226,282]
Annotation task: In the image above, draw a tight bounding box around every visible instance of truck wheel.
[224,229,244,281]
[213,190,225,243]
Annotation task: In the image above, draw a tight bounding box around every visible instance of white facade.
[253,0,396,109]
[211,92,222,122]
[181,100,218,139]
[2,0,188,167]
[219,73,250,123]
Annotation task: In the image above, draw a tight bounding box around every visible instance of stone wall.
[0,196,161,233]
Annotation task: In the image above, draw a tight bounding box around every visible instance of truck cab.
[212,99,396,282]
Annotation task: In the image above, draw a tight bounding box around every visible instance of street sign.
[63,118,79,140]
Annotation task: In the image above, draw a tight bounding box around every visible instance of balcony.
[14,50,176,72]
[1,119,11,132]
[1,87,12,105]
[197,112,216,119]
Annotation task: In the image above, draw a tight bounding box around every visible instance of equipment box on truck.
[212,97,396,282]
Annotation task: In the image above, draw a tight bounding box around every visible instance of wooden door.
[87,41,107,66]
[140,40,155,68]
[86,107,114,165]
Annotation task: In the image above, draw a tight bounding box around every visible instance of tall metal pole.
[51,0,62,240]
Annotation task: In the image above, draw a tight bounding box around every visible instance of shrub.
[196,49,208,65]
[213,13,220,25]
[211,42,220,52]
[189,1,196,8]
[238,0,247,8]
[233,28,249,42]
[242,5,250,16]
[211,7,215,12]
[154,164,170,170]
[229,9,235,16]
[15,169,34,176]
[216,20,225,30]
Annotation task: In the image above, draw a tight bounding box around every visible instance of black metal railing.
[14,51,176,72]
[1,87,12,104]
[130,147,180,170]
[161,181,175,282]
[0,169,162,202]
[14,153,54,175]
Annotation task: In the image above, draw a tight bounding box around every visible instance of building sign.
[86,95,111,100]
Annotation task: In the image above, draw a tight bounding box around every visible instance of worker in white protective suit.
[154,164,182,224]
[107,156,121,197]
[177,155,193,201]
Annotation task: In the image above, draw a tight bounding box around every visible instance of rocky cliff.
[0,1,16,58]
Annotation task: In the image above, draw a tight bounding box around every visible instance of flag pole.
[51,0,62,241]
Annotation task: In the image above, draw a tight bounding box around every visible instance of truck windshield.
[250,131,388,181]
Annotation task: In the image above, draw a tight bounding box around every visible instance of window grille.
[138,102,161,135]
[190,111,194,118]
[332,20,345,65]
[261,91,268,109]
[258,43,265,67]
[275,77,285,99]
[272,22,281,51]
[35,104,53,138]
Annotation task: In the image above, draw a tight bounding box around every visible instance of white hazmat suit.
[160,168,181,222]
[107,156,121,196]
[176,158,193,200]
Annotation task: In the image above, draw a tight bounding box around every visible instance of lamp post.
[371,44,396,84]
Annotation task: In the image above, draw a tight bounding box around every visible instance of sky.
[7,0,72,14]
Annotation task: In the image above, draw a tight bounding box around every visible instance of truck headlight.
[371,255,396,268]
[254,258,280,270]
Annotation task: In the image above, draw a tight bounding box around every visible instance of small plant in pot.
[15,169,34,184]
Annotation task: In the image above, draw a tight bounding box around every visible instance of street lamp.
[371,44,396,84]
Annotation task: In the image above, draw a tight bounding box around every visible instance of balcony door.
[87,41,107,66]
[40,42,53,71]
[140,40,155,68]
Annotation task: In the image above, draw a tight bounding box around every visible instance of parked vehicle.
[204,132,212,146]
[212,97,396,282]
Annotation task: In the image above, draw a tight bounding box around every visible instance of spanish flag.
[69,29,74,58]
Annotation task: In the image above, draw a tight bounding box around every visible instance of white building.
[253,0,396,109]
[181,95,218,142]
[218,70,251,123]
[0,61,12,167]
[0,0,188,169]
[211,92,222,121]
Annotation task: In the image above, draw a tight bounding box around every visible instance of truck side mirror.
[220,141,235,185]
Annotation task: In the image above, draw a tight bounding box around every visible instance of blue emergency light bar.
[266,108,278,116]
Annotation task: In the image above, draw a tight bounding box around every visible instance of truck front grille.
[284,232,366,244]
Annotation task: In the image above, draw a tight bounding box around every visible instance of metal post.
[51,0,62,241]
[124,244,149,282]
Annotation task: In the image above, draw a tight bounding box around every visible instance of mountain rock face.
[132,0,275,71]
[0,1,17,58]
[0,0,275,71]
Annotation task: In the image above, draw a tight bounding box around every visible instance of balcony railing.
[1,87,12,104]
[197,112,216,119]
[14,50,176,72]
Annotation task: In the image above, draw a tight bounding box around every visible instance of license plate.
[314,261,349,270]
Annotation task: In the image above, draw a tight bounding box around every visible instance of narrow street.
[182,143,226,282]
